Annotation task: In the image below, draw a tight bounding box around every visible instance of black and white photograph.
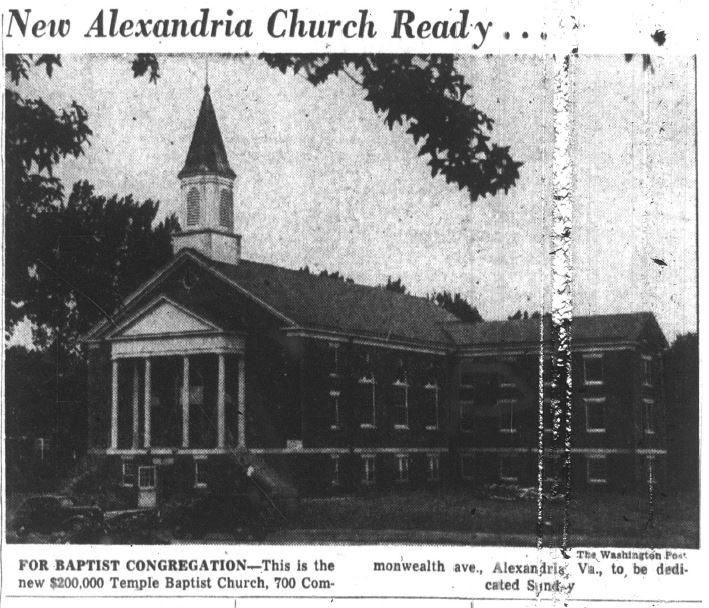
[4,50,698,551]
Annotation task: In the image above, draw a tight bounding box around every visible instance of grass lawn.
[285,488,699,547]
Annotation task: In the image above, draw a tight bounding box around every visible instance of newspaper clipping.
[1,1,703,606]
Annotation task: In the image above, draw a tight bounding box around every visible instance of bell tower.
[173,83,241,264]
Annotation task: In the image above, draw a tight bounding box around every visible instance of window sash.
[393,381,409,428]
[122,461,136,486]
[424,383,439,429]
[642,356,653,386]
[194,459,207,487]
[358,376,376,427]
[329,391,341,429]
[397,455,410,482]
[138,466,156,489]
[585,399,606,432]
[362,456,376,484]
[498,399,516,433]
[643,399,655,434]
[586,457,607,483]
[331,455,340,486]
[583,355,604,385]
[427,454,440,481]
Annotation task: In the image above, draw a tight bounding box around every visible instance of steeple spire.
[173,82,241,265]
[178,83,235,180]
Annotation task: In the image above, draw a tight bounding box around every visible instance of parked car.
[10,495,104,537]
[165,491,268,541]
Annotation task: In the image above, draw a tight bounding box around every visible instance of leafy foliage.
[298,265,354,284]
[383,276,407,294]
[429,290,482,323]
[260,54,522,201]
[5,54,177,348]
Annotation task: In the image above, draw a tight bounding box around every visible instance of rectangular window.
[122,460,137,486]
[331,455,340,486]
[34,437,48,461]
[642,355,653,387]
[586,456,608,484]
[460,455,475,480]
[459,373,475,432]
[328,343,341,392]
[361,455,376,484]
[424,383,440,430]
[585,398,606,433]
[358,375,376,428]
[427,453,440,481]
[499,455,519,482]
[329,391,342,430]
[643,399,655,434]
[396,455,410,482]
[498,399,517,433]
[138,465,156,489]
[458,372,476,403]
[393,379,409,429]
[194,459,207,488]
[583,354,604,385]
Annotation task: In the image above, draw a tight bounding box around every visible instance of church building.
[84,85,669,508]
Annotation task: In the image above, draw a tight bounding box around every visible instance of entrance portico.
[106,297,246,453]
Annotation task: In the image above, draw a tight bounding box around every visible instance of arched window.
[186,187,200,226]
[219,189,234,230]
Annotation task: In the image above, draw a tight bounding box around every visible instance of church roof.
[84,250,667,352]
[178,85,236,180]
[206,254,459,346]
[444,312,667,349]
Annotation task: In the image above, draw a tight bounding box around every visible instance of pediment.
[112,298,220,338]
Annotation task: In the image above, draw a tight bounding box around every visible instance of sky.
[8,54,697,342]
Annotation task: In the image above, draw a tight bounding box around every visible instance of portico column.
[132,362,140,449]
[182,356,190,448]
[111,360,119,449]
[238,356,246,447]
[144,358,152,448]
[217,354,226,448]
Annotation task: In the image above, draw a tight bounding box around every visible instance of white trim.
[497,398,517,433]
[330,454,341,486]
[106,295,222,339]
[582,353,604,386]
[285,328,449,355]
[642,398,656,434]
[641,355,654,387]
[111,334,245,359]
[138,465,157,489]
[396,454,410,483]
[193,457,208,489]
[361,454,376,485]
[103,445,666,456]
[584,397,606,433]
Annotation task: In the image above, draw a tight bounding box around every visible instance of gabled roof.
[446,312,668,349]
[205,254,458,345]
[178,85,235,180]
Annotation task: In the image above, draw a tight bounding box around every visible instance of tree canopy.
[5,54,177,349]
[6,52,519,347]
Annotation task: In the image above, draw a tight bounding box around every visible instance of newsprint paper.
[0,0,705,606]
